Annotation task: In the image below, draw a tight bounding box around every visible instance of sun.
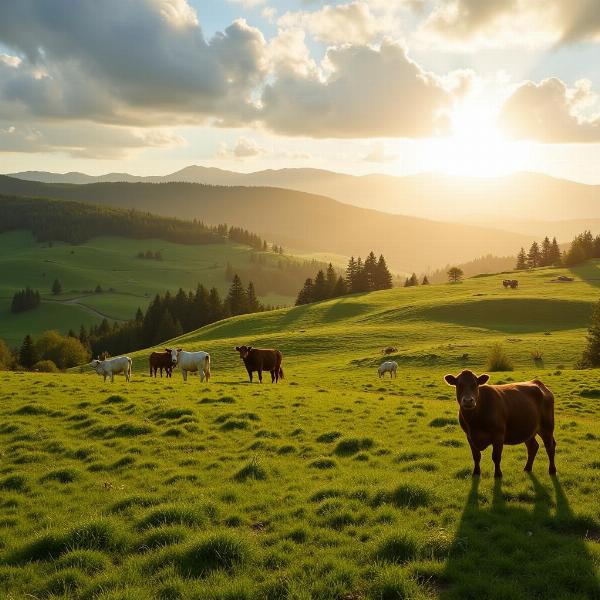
[427,101,529,178]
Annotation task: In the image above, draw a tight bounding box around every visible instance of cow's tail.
[127,357,132,381]
[278,366,284,380]
[204,353,211,381]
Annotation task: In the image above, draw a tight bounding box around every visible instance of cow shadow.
[440,475,600,600]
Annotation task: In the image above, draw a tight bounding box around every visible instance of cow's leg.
[492,440,504,478]
[524,436,539,472]
[541,433,557,475]
[111,373,115,383]
[258,369,263,383]
[468,438,481,476]
[247,369,253,383]
[103,374,107,383]
[182,369,187,382]
[270,370,275,383]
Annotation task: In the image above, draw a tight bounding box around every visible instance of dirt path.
[44,296,126,322]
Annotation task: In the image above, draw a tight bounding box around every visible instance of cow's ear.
[235,346,240,351]
[477,374,490,386]
[177,348,182,353]
[247,346,253,351]
[444,374,457,386]
[165,348,171,352]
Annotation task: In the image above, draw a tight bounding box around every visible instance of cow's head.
[168,348,182,365]
[90,359,101,368]
[235,345,252,360]
[444,370,489,410]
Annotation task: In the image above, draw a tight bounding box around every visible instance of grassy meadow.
[0,263,599,599]
[0,231,297,346]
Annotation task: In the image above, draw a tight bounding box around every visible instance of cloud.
[227,0,267,7]
[0,121,184,158]
[277,2,392,45]
[261,40,454,138]
[0,1,267,127]
[420,0,600,48]
[218,136,267,158]
[499,78,600,143]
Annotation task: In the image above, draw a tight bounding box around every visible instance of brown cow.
[235,346,284,383]
[444,370,556,478]
[149,350,173,378]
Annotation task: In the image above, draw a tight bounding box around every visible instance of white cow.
[378,360,398,378]
[169,348,211,382]
[91,356,132,382]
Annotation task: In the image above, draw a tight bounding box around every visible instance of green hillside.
[0,263,598,599]
[0,231,306,346]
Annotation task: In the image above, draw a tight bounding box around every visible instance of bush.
[486,343,513,371]
[32,359,59,373]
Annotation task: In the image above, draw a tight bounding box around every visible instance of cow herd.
[90,348,558,478]
[90,346,282,385]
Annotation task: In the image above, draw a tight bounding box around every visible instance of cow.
[169,348,211,382]
[149,350,173,378]
[378,361,398,378]
[444,370,556,478]
[502,279,519,289]
[235,346,283,383]
[91,356,132,383]
[381,346,398,355]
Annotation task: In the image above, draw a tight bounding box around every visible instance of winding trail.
[44,296,126,322]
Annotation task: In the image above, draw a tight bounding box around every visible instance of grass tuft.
[486,342,514,371]
[334,437,375,456]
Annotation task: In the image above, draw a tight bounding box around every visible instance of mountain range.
[0,175,531,273]
[9,167,600,230]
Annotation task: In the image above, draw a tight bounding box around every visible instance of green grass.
[0,230,297,346]
[0,263,599,598]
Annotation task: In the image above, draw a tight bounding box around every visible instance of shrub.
[486,343,513,371]
[32,359,59,373]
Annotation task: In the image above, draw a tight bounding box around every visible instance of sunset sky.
[1,0,600,182]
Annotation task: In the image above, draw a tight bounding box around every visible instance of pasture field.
[1,264,600,599]
[0,231,297,346]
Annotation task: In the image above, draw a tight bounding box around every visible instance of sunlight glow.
[420,100,531,178]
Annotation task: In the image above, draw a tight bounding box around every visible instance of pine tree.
[580,298,600,367]
[332,276,347,297]
[345,257,357,291]
[79,324,88,347]
[246,282,261,312]
[296,278,315,305]
[408,273,419,286]
[353,257,369,292]
[325,263,337,296]
[19,334,38,369]
[527,241,541,268]
[541,236,552,267]
[550,237,561,265]
[363,251,378,291]
[207,287,224,322]
[447,267,464,283]
[375,255,393,290]
[422,275,430,285]
[515,247,528,270]
[156,309,181,344]
[313,270,329,301]
[226,274,248,316]
[52,279,62,295]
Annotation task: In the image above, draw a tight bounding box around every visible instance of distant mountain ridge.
[0,175,531,273]
[9,166,600,222]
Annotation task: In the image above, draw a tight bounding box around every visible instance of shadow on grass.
[442,476,599,600]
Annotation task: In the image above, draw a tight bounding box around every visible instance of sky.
[1,0,600,182]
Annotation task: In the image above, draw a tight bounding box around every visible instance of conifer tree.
[246,282,261,312]
[515,247,528,270]
[580,298,600,367]
[541,236,552,266]
[313,270,329,301]
[208,287,224,322]
[422,275,430,285]
[325,263,337,295]
[375,255,393,290]
[19,334,38,369]
[296,278,315,305]
[52,278,62,295]
[408,273,419,286]
[550,237,561,265]
[364,251,378,290]
[226,274,248,316]
[527,241,541,268]
[346,257,357,290]
[332,276,347,297]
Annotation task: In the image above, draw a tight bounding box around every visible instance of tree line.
[515,231,600,270]
[81,274,270,358]
[296,252,392,305]
[11,287,41,313]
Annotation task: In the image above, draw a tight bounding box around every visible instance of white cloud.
[278,1,393,45]
[261,40,454,138]
[499,77,600,143]
[218,136,267,158]
[227,0,267,8]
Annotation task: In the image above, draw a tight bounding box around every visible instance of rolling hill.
[1,262,599,599]
[0,175,531,273]
[9,166,600,224]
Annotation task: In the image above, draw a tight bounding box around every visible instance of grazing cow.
[149,350,173,378]
[502,279,519,289]
[169,348,211,382]
[444,370,556,478]
[235,346,283,383]
[378,361,398,378]
[382,346,398,355]
[91,356,132,383]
